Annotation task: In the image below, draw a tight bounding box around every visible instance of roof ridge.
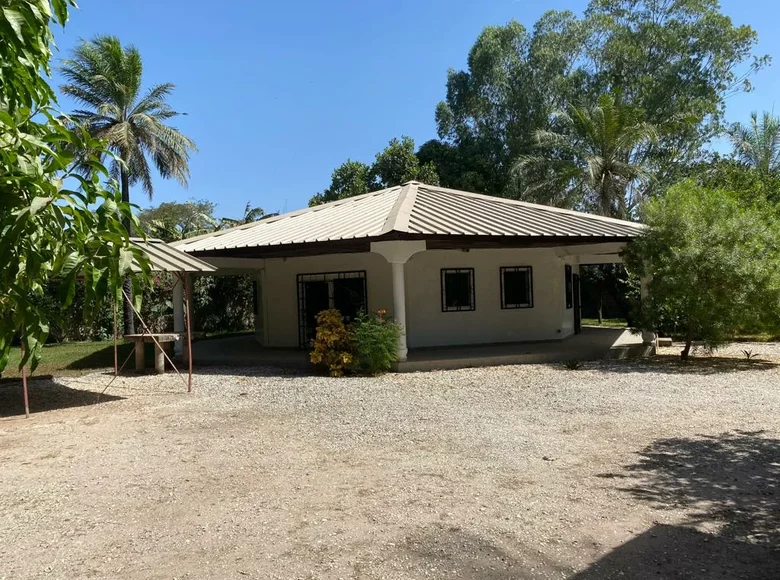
[415,183,644,228]
[380,182,418,233]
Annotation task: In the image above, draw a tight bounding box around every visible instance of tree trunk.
[120,169,135,336]
[680,326,694,360]
[597,295,603,324]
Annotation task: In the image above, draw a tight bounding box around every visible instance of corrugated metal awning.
[130,238,217,273]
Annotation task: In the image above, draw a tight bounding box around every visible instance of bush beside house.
[310,309,402,376]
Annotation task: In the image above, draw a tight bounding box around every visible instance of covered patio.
[192,326,647,372]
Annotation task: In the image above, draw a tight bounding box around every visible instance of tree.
[217,202,267,228]
[587,0,766,182]
[309,160,371,206]
[624,181,780,360]
[0,1,148,373]
[435,15,589,196]
[728,111,780,175]
[60,35,197,334]
[369,136,440,188]
[514,94,658,218]
[309,137,439,206]
[138,200,217,242]
[432,1,764,199]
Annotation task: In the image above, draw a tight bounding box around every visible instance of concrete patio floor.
[192,326,647,372]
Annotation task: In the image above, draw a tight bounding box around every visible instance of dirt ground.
[1,358,778,579]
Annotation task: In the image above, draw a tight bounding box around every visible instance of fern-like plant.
[351,310,402,375]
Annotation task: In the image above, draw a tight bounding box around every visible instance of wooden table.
[124,333,184,374]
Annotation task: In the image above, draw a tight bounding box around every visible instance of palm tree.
[514,94,657,219]
[218,203,267,229]
[60,36,197,334]
[728,111,780,175]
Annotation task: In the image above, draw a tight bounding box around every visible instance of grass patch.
[582,318,628,328]
[1,331,253,380]
[2,340,156,380]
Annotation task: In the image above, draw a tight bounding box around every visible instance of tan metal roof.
[130,238,217,272]
[173,182,645,253]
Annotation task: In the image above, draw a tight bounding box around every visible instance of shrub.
[624,181,780,360]
[309,309,355,376]
[351,310,402,375]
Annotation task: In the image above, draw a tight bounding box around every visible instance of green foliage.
[728,111,780,175]
[309,160,371,206]
[60,36,198,203]
[138,200,217,242]
[60,34,198,335]
[692,157,780,206]
[514,93,658,217]
[563,359,583,370]
[432,1,764,199]
[351,310,402,375]
[369,136,439,189]
[309,136,439,206]
[436,16,590,196]
[0,0,149,373]
[193,275,255,334]
[309,309,355,377]
[624,181,780,359]
[218,202,267,228]
[309,309,401,376]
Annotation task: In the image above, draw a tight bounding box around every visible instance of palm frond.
[59,37,197,202]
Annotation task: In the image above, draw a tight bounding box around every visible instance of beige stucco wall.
[263,252,394,348]
[200,249,579,349]
[403,248,577,348]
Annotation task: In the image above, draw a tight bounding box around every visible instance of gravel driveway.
[1,356,778,579]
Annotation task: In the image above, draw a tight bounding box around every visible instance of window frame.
[565,264,573,309]
[500,266,534,309]
[440,268,476,312]
[296,270,367,347]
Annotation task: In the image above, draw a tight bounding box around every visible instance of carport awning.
[129,238,217,273]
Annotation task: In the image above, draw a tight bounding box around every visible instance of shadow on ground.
[586,430,780,578]
[395,432,780,579]
[0,378,123,418]
[397,524,565,580]
[594,355,778,375]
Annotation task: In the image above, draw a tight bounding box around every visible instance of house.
[172,182,651,364]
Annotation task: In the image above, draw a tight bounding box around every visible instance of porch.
[191,326,647,373]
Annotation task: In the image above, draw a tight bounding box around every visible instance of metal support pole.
[183,273,194,393]
[113,300,119,377]
[21,341,29,419]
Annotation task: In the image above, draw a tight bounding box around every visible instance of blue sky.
[52,0,780,219]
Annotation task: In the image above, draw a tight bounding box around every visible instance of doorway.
[297,271,367,347]
[573,273,582,335]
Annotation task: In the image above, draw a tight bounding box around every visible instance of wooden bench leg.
[135,343,145,371]
[154,343,165,374]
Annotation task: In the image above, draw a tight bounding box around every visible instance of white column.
[370,240,426,363]
[640,275,656,346]
[173,275,185,356]
[391,261,408,361]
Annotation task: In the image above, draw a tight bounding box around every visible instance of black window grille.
[441,268,475,312]
[500,266,533,309]
[297,270,367,347]
[565,265,573,309]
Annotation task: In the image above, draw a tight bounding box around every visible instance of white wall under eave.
[404,248,578,348]
[263,252,394,348]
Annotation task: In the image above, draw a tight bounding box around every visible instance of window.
[297,271,367,347]
[441,268,475,312]
[501,267,533,309]
[565,265,573,309]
